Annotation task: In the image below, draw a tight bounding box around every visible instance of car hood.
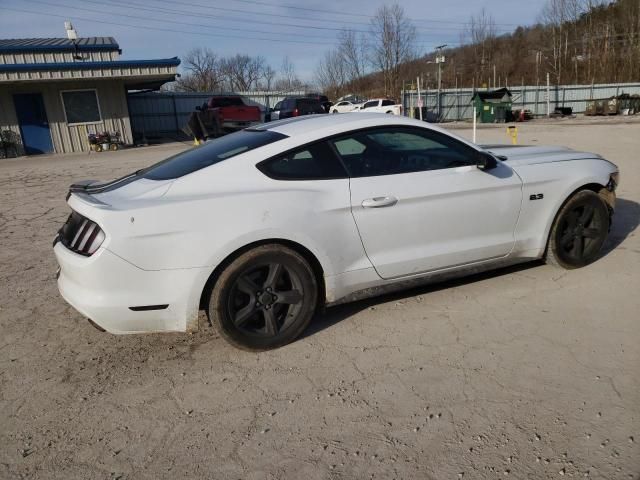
[482,144,603,167]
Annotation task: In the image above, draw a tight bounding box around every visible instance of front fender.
[512,158,617,256]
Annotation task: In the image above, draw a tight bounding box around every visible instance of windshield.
[140,130,287,181]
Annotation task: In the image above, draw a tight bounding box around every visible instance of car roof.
[252,113,444,139]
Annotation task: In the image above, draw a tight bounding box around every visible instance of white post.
[417,76,423,121]
[473,106,477,143]
[546,72,551,118]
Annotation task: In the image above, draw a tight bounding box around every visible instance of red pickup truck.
[205,95,261,131]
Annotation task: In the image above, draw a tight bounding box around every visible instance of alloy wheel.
[556,201,606,264]
[226,262,304,337]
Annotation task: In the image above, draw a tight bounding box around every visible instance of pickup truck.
[354,98,403,115]
[204,95,261,131]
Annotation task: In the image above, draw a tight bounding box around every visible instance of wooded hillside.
[319,0,640,99]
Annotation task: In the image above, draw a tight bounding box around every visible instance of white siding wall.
[0,79,133,155]
[0,64,176,82]
[0,50,119,64]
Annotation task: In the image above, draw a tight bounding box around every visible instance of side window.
[258,141,347,180]
[334,138,366,156]
[333,138,367,174]
[381,100,395,106]
[329,128,477,177]
[273,101,282,110]
[363,101,378,109]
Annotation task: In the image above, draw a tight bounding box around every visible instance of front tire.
[545,190,610,269]
[208,245,318,350]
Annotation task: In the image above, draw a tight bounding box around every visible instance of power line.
[2,7,340,46]
[137,0,372,28]
[207,0,522,26]
[47,0,485,40]
[83,0,372,34]
[93,0,467,37]
[28,0,339,41]
[140,0,515,32]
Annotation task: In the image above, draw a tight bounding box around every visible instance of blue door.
[13,93,53,155]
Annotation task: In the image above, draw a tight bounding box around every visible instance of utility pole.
[435,44,447,119]
[493,64,496,89]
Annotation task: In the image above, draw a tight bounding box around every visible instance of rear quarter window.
[257,141,347,180]
[141,130,287,180]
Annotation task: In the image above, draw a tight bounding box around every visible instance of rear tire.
[208,245,318,351]
[545,190,610,269]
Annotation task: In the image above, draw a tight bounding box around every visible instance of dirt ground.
[1,119,638,480]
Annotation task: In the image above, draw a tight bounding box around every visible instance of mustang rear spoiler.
[67,171,141,199]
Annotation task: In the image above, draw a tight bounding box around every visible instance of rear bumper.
[54,242,211,334]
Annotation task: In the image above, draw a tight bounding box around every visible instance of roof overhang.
[0,58,180,90]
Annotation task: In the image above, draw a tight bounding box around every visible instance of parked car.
[269,100,282,121]
[277,97,326,119]
[355,98,403,115]
[203,95,261,131]
[330,100,361,114]
[304,93,333,113]
[54,114,618,350]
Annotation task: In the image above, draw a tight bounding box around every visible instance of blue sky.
[1,0,547,80]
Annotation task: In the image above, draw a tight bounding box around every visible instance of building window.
[60,90,102,125]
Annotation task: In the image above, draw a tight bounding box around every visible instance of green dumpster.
[471,88,513,123]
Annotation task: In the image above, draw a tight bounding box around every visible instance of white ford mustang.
[54,114,619,350]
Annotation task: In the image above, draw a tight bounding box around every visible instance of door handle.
[361,196,398,208]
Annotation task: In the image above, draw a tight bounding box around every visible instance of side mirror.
[476,152,498,171]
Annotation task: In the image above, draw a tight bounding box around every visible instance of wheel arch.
[198,238,326,311]
[543,181,610,255]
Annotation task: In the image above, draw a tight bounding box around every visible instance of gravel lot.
[1,119,638,479]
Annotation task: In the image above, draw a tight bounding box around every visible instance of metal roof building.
[0,36,180,155]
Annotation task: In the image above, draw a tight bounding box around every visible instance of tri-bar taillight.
[58,211,105,256]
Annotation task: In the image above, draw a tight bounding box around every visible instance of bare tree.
[220,54,267,91]
[338,29,369,87]
[275,56,304,91]
[466,8,497,86]
[174,47,223,92]
[369,3,417,97]
[468,8,496,60]
[539,0,589,83]
[315,49,347,98]
[262,65,277,91]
